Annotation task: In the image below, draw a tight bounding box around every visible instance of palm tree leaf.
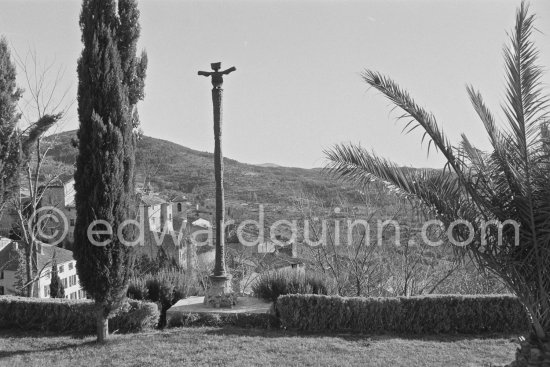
[324,143,466,220]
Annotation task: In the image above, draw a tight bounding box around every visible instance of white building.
[38,175,77,244]
[0,238,84,299]
[139,194,173,232]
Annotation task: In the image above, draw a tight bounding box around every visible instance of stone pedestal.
[203,274,238,308]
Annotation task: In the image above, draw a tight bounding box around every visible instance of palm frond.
[324,143,466,220]
[361,70,491,211]
[467,85,526,196]
[361,70,459,170]
[502,1,549,165]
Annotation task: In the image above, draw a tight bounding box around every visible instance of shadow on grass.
[0,339,102,359]
[0,329,91,340]
[0,329,143,359]
[200,326,520,344]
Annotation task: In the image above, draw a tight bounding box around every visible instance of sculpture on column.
[198,62,237,307]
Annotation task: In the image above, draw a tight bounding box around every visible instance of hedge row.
[276,294,530,334]
[0,296,159,334]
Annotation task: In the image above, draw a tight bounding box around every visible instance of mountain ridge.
[44,130,363,205]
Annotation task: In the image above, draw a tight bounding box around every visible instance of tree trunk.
[96,309,109,343]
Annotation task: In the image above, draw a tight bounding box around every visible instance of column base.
[203,274,238,308]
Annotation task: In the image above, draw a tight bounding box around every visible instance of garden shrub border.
[0,296,159,334]
[1,294,530,335]
[275,294,530,334]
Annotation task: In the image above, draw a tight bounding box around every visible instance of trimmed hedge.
[276,294,530,334]
[0,296,159,334]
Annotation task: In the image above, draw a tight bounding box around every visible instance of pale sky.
[1,0,549,169]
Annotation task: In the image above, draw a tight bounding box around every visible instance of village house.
[135,192,189,265]
[38,174,77,246]
[0,174,76,247]
[0,201,21,237]
[139,193,174,233]
[0,237,84,299]
[170,193,189,216]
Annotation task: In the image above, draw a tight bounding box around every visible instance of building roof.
[0,241,20,271]
[0,241,75,272]
[192,218,211,229]
[254,252,304,272]
[139,194,166,206]
[48,173,75,188]
[170,194,187,202]
[37,244,75,270]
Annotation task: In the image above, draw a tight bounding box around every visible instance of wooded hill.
[43,130,364,205]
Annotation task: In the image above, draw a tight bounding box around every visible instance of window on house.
[291,264,298,269]
[177,203,182,212]
[59,265,64,273]
[61,278,68,288]
[70,219,75,226]
[69,262,74,270]
[44,286,50,297]
[0,286,4,295]
[69,275,77,287]
[70,292,77,299]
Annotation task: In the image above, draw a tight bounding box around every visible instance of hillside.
[44,130,363,205]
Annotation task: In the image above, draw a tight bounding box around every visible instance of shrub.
[0,296,159,334]
[128,270,195,328]
[252,270,333,302]
[167,312,279,329]
[276,294,530,334]
[110,300,160,333]
[127,277,148,300]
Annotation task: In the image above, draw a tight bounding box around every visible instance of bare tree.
[6,47,72,296]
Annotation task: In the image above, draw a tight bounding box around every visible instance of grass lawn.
[0,327,517,367]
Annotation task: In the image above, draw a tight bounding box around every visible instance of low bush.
[252,271,333,302]
[0,296,159,334]
[128,270,195,328]
[276,294,529,334]
[110,299,160,333]
[167,312,279,329]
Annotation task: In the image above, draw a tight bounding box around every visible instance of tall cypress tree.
[74,0,146,342]
[13,246,26,296]
[49,254,65,299]
[0,36,22,210]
